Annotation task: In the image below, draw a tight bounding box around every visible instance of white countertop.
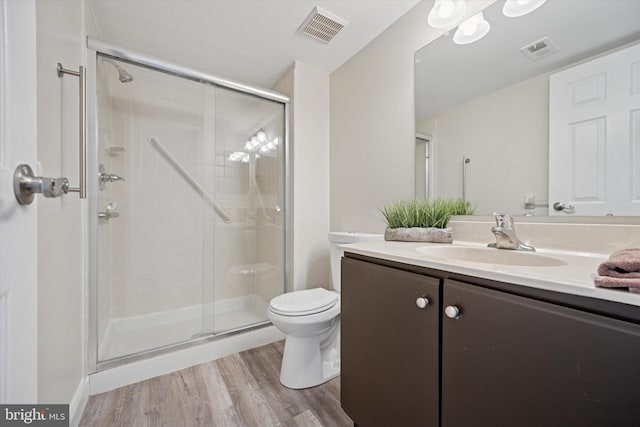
[340,240,640,307]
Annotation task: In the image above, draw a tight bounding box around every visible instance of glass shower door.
[205,86,285,335]
[94,54,286,365]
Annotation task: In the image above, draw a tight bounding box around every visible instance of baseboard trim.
[69,376,90,427]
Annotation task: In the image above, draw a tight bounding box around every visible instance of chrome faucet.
[98,202,120,221]
[488,213,535,251]
[98,164,125,191]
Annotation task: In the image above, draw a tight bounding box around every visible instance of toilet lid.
[269,288,338,316]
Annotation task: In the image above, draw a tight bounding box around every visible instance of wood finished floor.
[80,341,354,427]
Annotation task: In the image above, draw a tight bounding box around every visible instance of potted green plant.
[380,198,474,243]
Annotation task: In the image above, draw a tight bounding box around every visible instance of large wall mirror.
[415,0,640,217]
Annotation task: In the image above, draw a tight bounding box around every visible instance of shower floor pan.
[98,294,269,362]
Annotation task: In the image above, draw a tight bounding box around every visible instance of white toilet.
[268,231,383,389]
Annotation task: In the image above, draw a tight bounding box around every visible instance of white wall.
[274,62,331,291]
[330,0,494,232]
[35,0,87,413]
[417,73,549,215]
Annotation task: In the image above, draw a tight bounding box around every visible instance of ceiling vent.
[298,6,348,44]
[520,37,559,61]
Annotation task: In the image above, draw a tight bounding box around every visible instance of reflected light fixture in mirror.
[503,0,547,18]
[428,0,467,29]
[256,129,267,143]
[453,12,491,45]
[232,128,279,162]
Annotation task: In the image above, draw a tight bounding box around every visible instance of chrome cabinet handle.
[445,305,462,319]
[14,164,69,205]
[416,297,430,309]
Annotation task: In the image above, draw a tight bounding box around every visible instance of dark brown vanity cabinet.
[443,279,640,427]
[341,257,441,427]
[341,256,640,427]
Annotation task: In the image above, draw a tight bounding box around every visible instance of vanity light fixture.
[453,12,491,45]
[503,0,547,18]
[428,0,467,29]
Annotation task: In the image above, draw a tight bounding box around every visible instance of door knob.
[552,202,575,213]
[416,297,430,309]
[445,305,462,319]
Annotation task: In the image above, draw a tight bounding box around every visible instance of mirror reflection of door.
[415,133,433,199]
[549,41,640,216]
[414,0,640,216]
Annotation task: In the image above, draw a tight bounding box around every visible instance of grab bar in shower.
[462,156,470,202]
[148,137,232,223]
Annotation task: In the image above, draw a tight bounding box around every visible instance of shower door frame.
[86,37,292,373]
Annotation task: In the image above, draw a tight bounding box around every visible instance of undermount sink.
[416,246,567,267]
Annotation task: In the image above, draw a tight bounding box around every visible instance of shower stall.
[88,40,289,370]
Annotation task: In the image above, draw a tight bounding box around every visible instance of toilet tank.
[328,232,384,292]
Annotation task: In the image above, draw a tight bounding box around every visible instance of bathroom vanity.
[340,241,640,427]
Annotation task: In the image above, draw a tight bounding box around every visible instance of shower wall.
[95,57,286,363]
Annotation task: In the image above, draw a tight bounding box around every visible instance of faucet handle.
[493,213,513,228]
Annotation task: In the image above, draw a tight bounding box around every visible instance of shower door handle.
[14,164,70,205]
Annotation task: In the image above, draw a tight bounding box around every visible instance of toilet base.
[279,319,340,389]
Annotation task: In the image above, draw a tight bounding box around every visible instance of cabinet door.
[442,279,640,427]
[341,258,440,427]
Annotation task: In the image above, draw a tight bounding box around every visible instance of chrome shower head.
[103,59,133,83]
[116,65,133,83]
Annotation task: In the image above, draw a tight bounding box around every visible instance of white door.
[0,0,38,402]
[549,41,640,216]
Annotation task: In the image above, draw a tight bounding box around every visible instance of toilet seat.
[269,288,338,316]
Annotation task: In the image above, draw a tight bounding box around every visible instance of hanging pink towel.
[594,248,640,293]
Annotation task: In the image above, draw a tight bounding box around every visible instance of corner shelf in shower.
[105,146,126,156]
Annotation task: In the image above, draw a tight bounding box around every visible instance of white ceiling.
[89,0,421,89]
